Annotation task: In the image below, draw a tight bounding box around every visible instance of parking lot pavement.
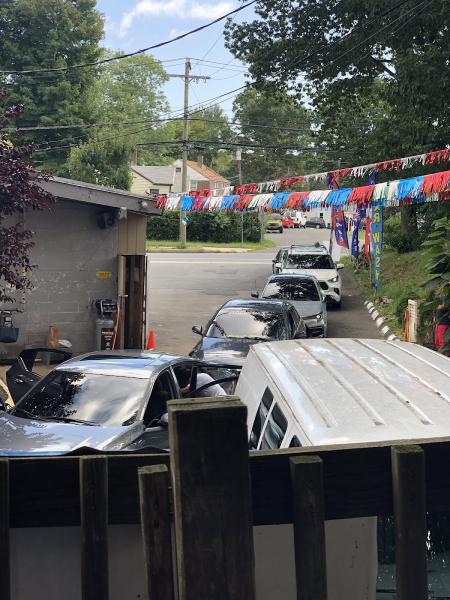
[146,228,382,355]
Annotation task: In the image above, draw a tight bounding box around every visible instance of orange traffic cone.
[146,329,156,350]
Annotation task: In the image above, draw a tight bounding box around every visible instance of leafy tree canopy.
[226,0,450,158]
[0,0,104,173]
[232,87,326,182]
[0,94,53,303]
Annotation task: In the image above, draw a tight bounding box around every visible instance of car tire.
[335,300,342,309]
[279,227,283,233]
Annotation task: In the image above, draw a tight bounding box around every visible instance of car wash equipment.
[94,299,118,350]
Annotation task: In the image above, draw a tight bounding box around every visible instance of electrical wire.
[0,0,256,75]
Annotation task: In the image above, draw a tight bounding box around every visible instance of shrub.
[383,215,419,254]
[147,212,262,243]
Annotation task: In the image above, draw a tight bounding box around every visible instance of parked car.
[236,338,450,600]
[252,274,327,336]
[281,215,295,229]
[272,246,290,273]
[305,216,326,229]
[6,347,72,403]
[190,299,307,365]
[277,244,343,307]
[0,351,239,455]
[286,210,307,228]
[265,213,284,233]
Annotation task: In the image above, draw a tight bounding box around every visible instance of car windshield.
[13,370,148,427]
[206,308,288,340]
[262,280,320,301]
[268,214,282,221]
[285,254,334,269]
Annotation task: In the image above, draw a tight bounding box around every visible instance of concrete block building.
[1,177,159,359]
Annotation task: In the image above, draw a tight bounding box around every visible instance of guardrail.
[2,396,449,599]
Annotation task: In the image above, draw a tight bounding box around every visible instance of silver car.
[0,351,239,456]
[252,274,327,337]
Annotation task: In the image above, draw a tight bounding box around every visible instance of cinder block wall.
[1,200,118,358]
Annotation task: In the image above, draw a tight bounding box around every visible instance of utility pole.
[236,148,244,244]
[166,59,210,247]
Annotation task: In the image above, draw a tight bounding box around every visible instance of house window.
[190,181,198,191]
[149,188,159,195]
[176,167,181,173]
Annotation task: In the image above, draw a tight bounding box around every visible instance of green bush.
[383,215,419,254]
[394,287,421,323]
[147,212,262,243]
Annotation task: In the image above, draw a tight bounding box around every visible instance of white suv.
[276,244,343,307]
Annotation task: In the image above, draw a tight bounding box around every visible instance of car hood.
[286,300,324,318]
[281,269,338,281]
[0,413,143,456]
[192,337,261,366]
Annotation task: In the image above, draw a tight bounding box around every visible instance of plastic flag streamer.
[371,204,383,289]
[156,169,450,213]
[332,207,349,249]
[351,209,365,258]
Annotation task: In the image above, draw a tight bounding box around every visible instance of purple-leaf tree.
[0,91,54,304]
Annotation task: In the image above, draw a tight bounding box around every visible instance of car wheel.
[279,227,283,233]
[335,300,342,309]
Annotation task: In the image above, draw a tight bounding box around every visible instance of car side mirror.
[274,262,281,270]
[251,291,259,298]
[192,325,203,336]
[336,263,344,270]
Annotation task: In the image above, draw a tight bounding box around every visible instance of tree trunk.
[400,206,419,240]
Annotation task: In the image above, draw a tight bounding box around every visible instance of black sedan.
[190,299,307,365]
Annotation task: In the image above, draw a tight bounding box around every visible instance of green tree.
[67,137,132,190]
[0,0,104,172]
[226,0,450,230]
[232,88,318,182]
[161,105,234,171]
[94,51,171,166]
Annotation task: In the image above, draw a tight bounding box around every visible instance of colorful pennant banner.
[156,169,450,212]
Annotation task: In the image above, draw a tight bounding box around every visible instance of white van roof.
[251,339,450,446]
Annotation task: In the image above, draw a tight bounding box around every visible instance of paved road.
[146,227,382,355]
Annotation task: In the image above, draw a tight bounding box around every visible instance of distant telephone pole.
[167,59,210,246]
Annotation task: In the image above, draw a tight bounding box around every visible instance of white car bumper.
[319,278,342,304]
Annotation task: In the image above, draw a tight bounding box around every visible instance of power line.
[0,1,256,75]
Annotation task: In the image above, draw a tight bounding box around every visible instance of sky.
[96,0,253,116]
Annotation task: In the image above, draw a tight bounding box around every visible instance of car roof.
[219,299,291,312]
[56,350,196,378]
[250,339,450,445]
[287,245,329,255]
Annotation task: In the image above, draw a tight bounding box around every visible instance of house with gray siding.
[0,177,159,359]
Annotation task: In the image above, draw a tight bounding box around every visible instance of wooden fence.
[2,396,450,599]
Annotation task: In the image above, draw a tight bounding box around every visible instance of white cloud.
[189,1,235,19]
[118,0,236,36]
[120,0,187,36]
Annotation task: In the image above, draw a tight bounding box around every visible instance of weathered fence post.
[290,456,327,600]
[80,456,109,600]
[168,396,255,600]
[391,445,427,600]
[138,464,175,600]
[0,458,10,600]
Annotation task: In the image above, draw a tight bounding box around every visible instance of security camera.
[118,207,127,220]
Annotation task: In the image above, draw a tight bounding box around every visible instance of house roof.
[186,161,230,184]
[38,176,160,215]
[131,166,175,186]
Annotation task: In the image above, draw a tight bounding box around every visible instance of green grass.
[343,248,428,338]
[146,239,276,251]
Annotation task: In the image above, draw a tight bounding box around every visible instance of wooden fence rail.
[1,397,450,599]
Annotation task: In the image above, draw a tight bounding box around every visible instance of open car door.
[6,348,72,403]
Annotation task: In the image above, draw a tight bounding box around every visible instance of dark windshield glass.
[262,279,319,301]
[207,308,287,340]
[285,254,334,269]
[14,370,148,426]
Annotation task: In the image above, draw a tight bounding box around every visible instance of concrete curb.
[146,248,253,254]
[364,300,398,341]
